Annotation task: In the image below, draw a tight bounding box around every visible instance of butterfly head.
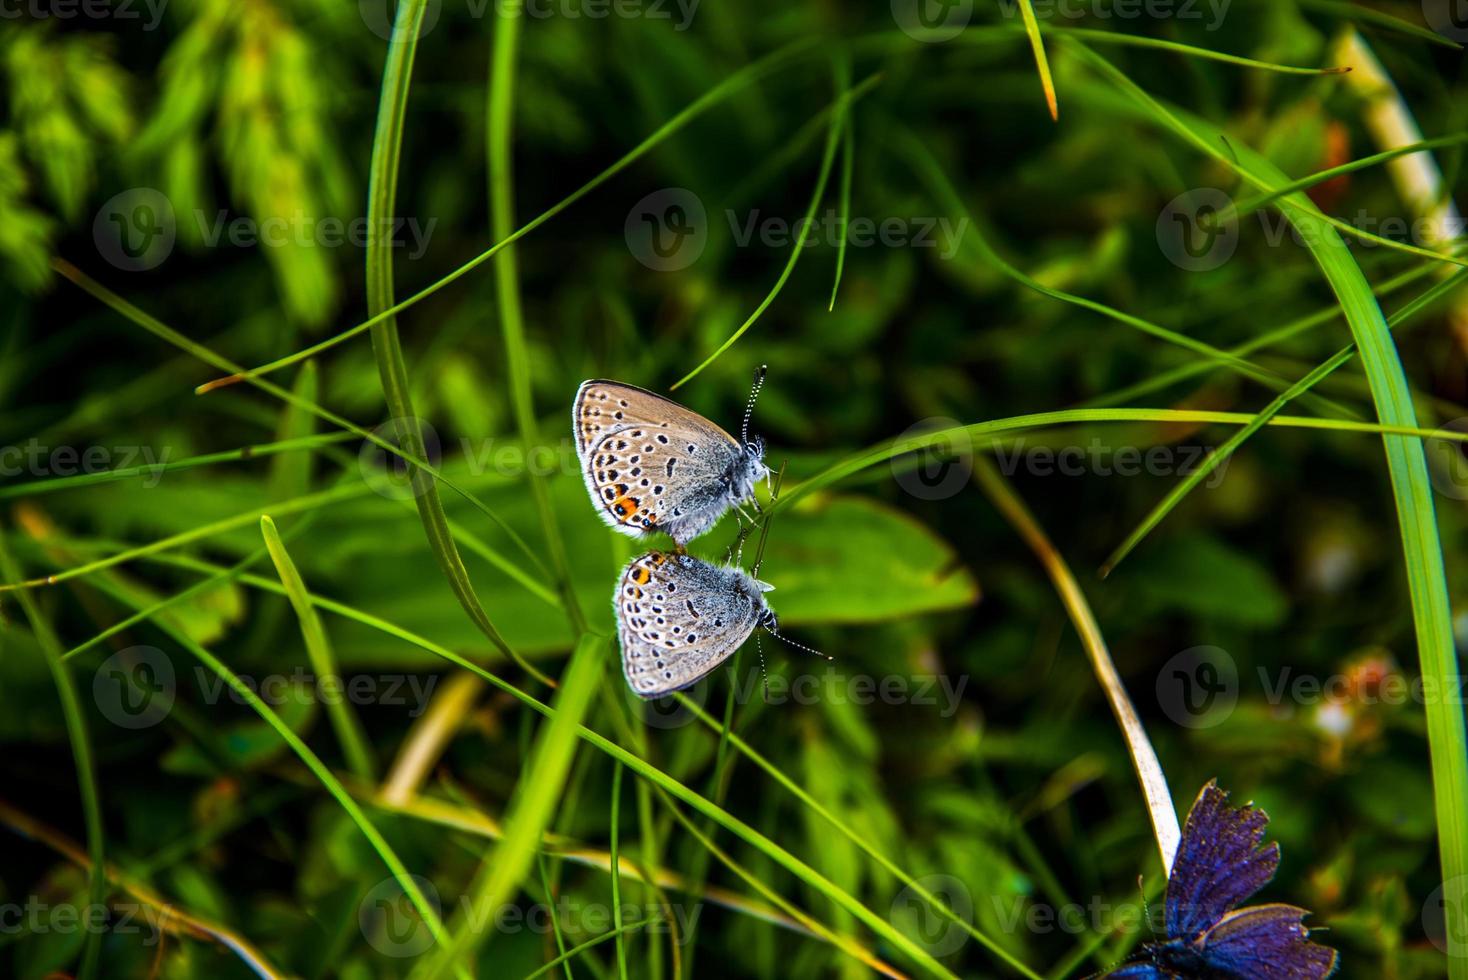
[726,439,769,503]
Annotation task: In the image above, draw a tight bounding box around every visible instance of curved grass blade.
[68,569,460,976]
[855,25,1355,74]
[116,555,978,979]
[363,0,549,686]
[1227,134,1468,222]
[487,0,585,634]
[1066,39,1468,979]
[0,532,106,980]
[0,798,285,980]
[0,432,355,501]
[50,258,548,584]
[893,127,1355,420]
[261,515,376,781]
[421,633,605,978]
[1103,267,1468,575]
[971,460,1180,873]
[1296,0,1463,49]
[671,70,866,390]
[195,38,820,393]
[828,116,854,312]
[764,406,1468,516]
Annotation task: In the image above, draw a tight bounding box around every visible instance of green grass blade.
[610,761,628,980]
[1296,0,1464,49]
[422,633,606,978]
[50,259,548,582]
[119,554,977,978]
[195,38,820,393]
[1103,267,1468,575]
[363,0,547,685]
[488,0,586,634]
[1067,40,1468,980]
[828,115,854,312]
[78,574,455,973]
[0,531,106,980]
[0,432,355,501]
[260,515,376,781]
[972,459,1180,873]
[1016,0,1059,120]
[671,71,864,390]
[894,127,1357,420]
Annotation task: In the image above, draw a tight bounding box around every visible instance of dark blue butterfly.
[1102,781,1338,979]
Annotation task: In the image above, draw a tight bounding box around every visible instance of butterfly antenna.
[754,630,770,704]
[751,460,786,578]
[741,364,768,446]
[1139,876,1159,939]
[765,626,833,661]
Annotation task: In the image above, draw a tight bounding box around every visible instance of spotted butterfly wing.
[574,380,746,544]
[615,551,767,698]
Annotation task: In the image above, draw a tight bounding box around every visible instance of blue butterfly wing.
[1199,903,1339,979]
[1097,964,1169,979]
[1165,781,1280,941]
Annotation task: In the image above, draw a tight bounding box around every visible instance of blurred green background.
[1,0,1467,977]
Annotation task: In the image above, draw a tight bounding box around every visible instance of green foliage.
[2,2,1467,979]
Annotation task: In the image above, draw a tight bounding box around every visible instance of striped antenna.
[741,364,768,445]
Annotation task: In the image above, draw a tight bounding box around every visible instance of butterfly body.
[615,550,776,698]
[574,379,768,545]
[1102,782,1338,980]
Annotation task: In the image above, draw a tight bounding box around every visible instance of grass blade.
[671,70,864,390]
[0,531,106,980]
[610,761,628,980]
[423,633,606,978]
[1103,267,1468,575]
[1016,0,1059,120]
[488,0,586,633]
[260,515,376,782]
[972,460,1180,872]
[1067,40,1468,979]
[362,0,547,685]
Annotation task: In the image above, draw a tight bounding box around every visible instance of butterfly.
[615,550,774,698]
[1102,781,1338,979]
[615,548,833,698]
[573,369,769,546]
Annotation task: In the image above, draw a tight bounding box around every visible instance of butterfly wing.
[1096,965,1171,979]
[615,551,763,698]
[1196,904,1338,979]
[1164,781,1280,943]
[574,380,743,541]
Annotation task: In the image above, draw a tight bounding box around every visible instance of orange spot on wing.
[632,567,651,584]
[612,496,639,521]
